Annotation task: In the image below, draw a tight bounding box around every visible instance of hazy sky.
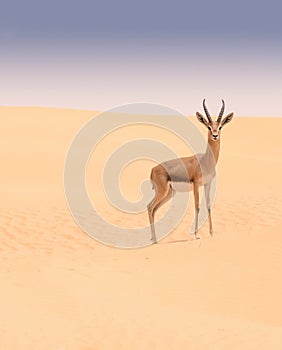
[1,0,282,116]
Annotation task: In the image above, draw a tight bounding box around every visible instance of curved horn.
[217,99,225,122]
[203,99,212,123]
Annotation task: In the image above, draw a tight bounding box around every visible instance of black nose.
[213,135,218,138]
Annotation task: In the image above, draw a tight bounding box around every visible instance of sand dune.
[0,106,282,349]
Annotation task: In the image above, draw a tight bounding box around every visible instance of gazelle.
[147,99,234,243]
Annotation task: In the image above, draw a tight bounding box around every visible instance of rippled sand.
[1,107,282,349]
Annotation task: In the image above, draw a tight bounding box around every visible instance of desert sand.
[0,106,282,349]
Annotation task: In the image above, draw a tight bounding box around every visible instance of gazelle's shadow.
[164,239,189,244]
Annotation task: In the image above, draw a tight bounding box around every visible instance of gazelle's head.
[196,99,234,142]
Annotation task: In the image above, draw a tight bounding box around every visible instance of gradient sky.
[1,0,282,116]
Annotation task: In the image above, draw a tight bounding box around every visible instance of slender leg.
[193,182,200,240]
[204,182,213,237]
[147,183,171,244]
[147,201,157,244]
[154,186,174,212]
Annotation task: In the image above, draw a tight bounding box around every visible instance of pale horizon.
[1,41,282,117]
[1,0,282,117]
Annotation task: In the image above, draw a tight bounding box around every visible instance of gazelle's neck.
[206,137,220,164]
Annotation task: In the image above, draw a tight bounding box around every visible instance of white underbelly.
[170,181,193,192]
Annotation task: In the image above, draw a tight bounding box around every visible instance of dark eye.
[208,126,212,131]
[219,126,222,130]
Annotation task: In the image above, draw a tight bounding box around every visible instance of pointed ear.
[196,112,209,127]
[221,112,234,127]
